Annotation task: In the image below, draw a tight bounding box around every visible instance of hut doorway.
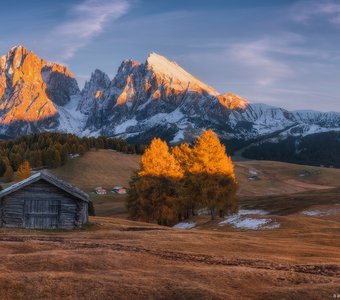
[24,199,60,229]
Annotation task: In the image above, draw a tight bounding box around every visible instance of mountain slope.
[0,46,339,147]
[79,53,251,143]
[0,46,80,136]
[78,53,340,144]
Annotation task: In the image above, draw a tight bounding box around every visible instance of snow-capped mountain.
[77,52,339,143]
[0,46,339,145]
[78,52,250,142]
[242,104,340,139]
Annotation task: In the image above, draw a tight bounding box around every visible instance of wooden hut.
[0,171,90,229]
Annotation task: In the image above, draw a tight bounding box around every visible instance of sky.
[0,0,339,112]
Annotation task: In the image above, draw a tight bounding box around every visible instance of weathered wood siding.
[0,179,88,229]
[25,199,59,229]
[0,191,25,228]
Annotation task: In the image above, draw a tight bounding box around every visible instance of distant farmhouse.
[113,186,127,195]
[93,186,128,195]
[0,172,90,229]
[94,187,107,195]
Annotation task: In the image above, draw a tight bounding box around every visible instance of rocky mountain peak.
[88,69,111,88]
[118,59,141,73]
[77,69,111,114]
[1,45,28,77]
[1,46,339,145]
[145,52,218,96]
[217,93,249,110]
[113,60,141,90]
[3,45,28,65]
[0,46,79,135]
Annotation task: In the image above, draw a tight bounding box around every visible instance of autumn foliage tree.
[16,160,32,182]
[127,130,239,225]
[127,139,183,225]
[179,129,238,219]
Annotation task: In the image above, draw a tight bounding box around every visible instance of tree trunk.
[210,208,215,220]
[191,205,196,216]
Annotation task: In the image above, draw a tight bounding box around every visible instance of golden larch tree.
[183,130,238,219]
[128,138,183,225]
[16,160,32,182]
[190,129,235,178]
[172,143,193,172]
[127,132,239,225]
[139,138,183,178]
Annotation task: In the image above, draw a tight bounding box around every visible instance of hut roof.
[0,171,90,202]
[113,185,123,189]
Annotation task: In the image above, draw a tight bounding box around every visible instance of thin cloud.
[330,14,340,25]
[292,0,340,26]
[44,0,130,61]
[225,37,296,86]
[223,32,340,87]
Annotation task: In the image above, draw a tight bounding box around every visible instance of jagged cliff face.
[78,53,340,143]
[0,46,339,144]
[0,46,79,135]
[78,69,111,115]
[78,53,250,141]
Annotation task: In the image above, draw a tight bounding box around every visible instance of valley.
[0,45,339,299]
[1,0,339,298]
[0,150,339,299]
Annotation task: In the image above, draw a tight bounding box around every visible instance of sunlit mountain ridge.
[0,46,339,145]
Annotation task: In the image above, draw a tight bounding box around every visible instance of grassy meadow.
[0,149,338,299]
[50,150,340,218]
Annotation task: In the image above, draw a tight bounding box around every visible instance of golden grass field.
[0,216,339,299]
[51,150,340,217]
[52,150,340,196]
[0,150,339,299]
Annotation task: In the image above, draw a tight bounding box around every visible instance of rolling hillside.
[1,151,339,299]
[50,150,140,216]
[52,150,140,190]
[51,150,340,218]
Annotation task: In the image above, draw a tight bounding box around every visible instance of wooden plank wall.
[0,180,88,229]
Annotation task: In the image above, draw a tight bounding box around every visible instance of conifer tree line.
[0,133,146,182]
[127,130,239,226]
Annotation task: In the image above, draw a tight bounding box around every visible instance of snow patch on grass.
[219,209,279,230]
[238,209,268,216]
[301,206,340,217]
[249,170,258,175]
[173,222,196,229]
[220,216,270,229]
[301,210,321,216]
[262,222,281,229]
